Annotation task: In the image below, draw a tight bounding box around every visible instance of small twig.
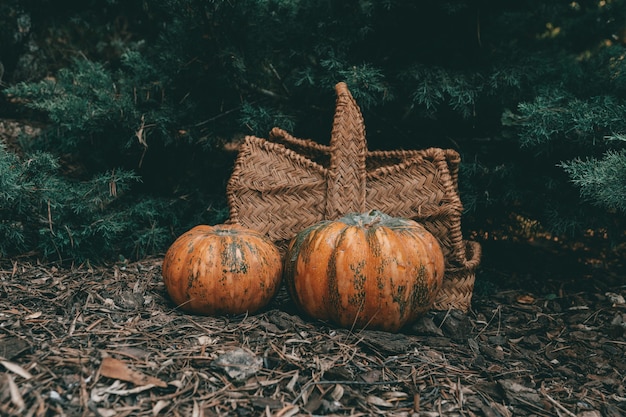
[195,105,244,125]
[437,307,453,329]
[47,200,55,236]
[540,384,576,417]
[267,63,290,95]
[291,379,407,405]
[476,304,502,338]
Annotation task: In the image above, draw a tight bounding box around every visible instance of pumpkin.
[162,224,282,315]
[284,210,444,332]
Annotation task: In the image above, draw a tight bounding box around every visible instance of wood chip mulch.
[0,250,625,417]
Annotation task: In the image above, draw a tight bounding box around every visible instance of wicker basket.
[432,240,481,312]
[227,82,480,311]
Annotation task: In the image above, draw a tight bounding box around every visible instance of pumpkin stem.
[340,210,393,228]
[364,213,382,229]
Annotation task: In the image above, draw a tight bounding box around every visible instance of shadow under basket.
[434,240,482,312]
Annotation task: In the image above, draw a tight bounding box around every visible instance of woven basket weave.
[227,82,480,311]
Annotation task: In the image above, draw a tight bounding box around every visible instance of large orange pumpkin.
[162,224,282,315]
[284,210,444,332]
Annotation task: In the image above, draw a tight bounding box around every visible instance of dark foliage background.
[1,0,625,263]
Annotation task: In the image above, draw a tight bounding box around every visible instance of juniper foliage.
[561,148,626,213]
[0,144,148,261]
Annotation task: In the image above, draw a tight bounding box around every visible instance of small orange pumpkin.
[162,224,282,315]
[284,210,444,332]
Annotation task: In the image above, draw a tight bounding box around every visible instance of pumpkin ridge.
[346,257,367,318]
[221,238,248,274]
[364,226,385,326]
[338,226,370,328]
[325,223,348,321]
[373,227,406,328]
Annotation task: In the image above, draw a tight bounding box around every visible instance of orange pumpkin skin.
[162,224,282,315]
[284,210,444,332]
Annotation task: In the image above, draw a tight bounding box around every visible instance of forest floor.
[0,234,625,417]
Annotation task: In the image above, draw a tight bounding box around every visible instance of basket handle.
[325,82,368,219]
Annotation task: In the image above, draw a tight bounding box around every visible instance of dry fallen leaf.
[25,311,42,320]
[152,399,170,415]
[516,294,535,305]
[5,374,25,412]
[95,409,117,417]
[606,292,625,305]
[0,359,33,380]
[106,384,159,396]
[329,384,344,401]
[98,357,167,388]
[366,394,393,408]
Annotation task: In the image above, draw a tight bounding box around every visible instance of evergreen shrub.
[1,0,625,263]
